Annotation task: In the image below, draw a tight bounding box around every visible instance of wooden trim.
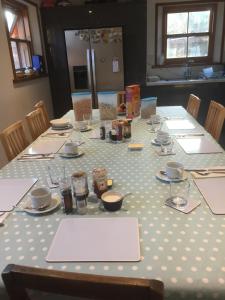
[155,2,159,66]
[221,3,225,62]
[157,0,223,7]
[162,3,216,65]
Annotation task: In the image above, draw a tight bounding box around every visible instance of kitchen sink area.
[147,77,225,86]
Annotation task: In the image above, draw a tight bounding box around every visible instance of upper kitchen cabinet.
[41,2,147,117]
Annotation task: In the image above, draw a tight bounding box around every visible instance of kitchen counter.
[147,78,225,86]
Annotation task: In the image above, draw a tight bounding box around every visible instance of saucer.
[59,151,84,158]
[156,170,188,182]
[51,124,73,131]
[151,138,170,146]
[79,126,92,132]
[23,194,61,215]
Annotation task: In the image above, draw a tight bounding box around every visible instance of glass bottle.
[71,171,89,215]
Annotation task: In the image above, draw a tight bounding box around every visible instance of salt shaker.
[92,168,108,199]
[71,171,89,215]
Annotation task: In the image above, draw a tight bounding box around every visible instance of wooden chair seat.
[186,94,201,119]
[34,100,50,130]
[26,108,47,140]
[204,100,225,141]
[2,264,164,300]
[0,121,29,161]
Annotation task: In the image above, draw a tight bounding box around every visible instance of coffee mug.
[30,187,51,209]
[64,142,78,154]
[166,161,184,179]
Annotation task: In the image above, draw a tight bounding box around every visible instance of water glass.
[47,163,65,186]
[160,138,174,154]
[169,180,190,207]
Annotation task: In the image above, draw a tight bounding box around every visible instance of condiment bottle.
[92,168,108,199]
[59,177,73,214]
[71,171,89,215]
[123,119,132,140]
[110,129,117,142]
[100,124,106,140]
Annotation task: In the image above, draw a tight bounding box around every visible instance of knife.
[185,168,225,172]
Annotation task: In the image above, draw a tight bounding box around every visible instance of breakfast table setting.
[1,106,225,300]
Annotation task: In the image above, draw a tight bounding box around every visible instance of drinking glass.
[47,163,65,186]
[83,113,92,127]
[160,138,174,154]
[168,180,190,207]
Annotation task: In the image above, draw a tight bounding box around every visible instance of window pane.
[5,10,16,32]
[167,37,187,58]
[23,15,31,40]
[188,11,210,33]
[11,16,25,39]
[167,13,188,34]
[188,36,209,57]
[10,41,20,69]
[19,42,31,68]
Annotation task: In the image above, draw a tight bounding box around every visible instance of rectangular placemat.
[194,178,225,214]
[177,137,223,154]
[46,217,140,262]
[165,119,195,130]
[25,140,65,154]
[0,178,38,211]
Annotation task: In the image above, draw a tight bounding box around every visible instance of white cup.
[166,161,184,179]
[64,142,78,154]
[30,187,51,209]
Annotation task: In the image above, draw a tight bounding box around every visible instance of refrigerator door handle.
[91,49,97,90]
[86,49,92,90]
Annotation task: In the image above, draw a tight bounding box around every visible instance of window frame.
[162,3,217,66]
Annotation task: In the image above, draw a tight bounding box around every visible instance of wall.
[0,0,53,168]
[147,0,225,80]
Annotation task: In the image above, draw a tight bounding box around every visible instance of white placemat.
[25,140,65,154]
[194,177,225,214]
[165,119,195,130]
[46,217,140,262]
[177,137,223,154]
[0,178,38,211]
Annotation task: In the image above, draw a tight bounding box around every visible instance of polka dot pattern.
[1,107,225,300]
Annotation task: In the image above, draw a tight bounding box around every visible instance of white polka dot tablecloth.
[1,107,225,300]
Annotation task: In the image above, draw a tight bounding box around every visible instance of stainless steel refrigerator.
[64,27,124,107]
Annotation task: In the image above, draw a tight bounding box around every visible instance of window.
[162,4,216,65]
[3,0,33,78]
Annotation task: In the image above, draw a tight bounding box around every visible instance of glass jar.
[92,168,108,199]
[71,171,89,214]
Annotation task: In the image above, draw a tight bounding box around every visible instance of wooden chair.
[0,121,29,161]
[186,94,201,119]
[204,100,225,141]
[26,108,47,140]
[2,264,164,300]
[34,100,50,130]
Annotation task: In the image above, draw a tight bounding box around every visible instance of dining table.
[1,106,225,300]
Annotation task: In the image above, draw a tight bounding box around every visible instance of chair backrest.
[2,264,164,300]
[204,100,225,141]
[34,100,50,130]
[186,94,201,119]
[0,121,29,161]
[26,108,47,140]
